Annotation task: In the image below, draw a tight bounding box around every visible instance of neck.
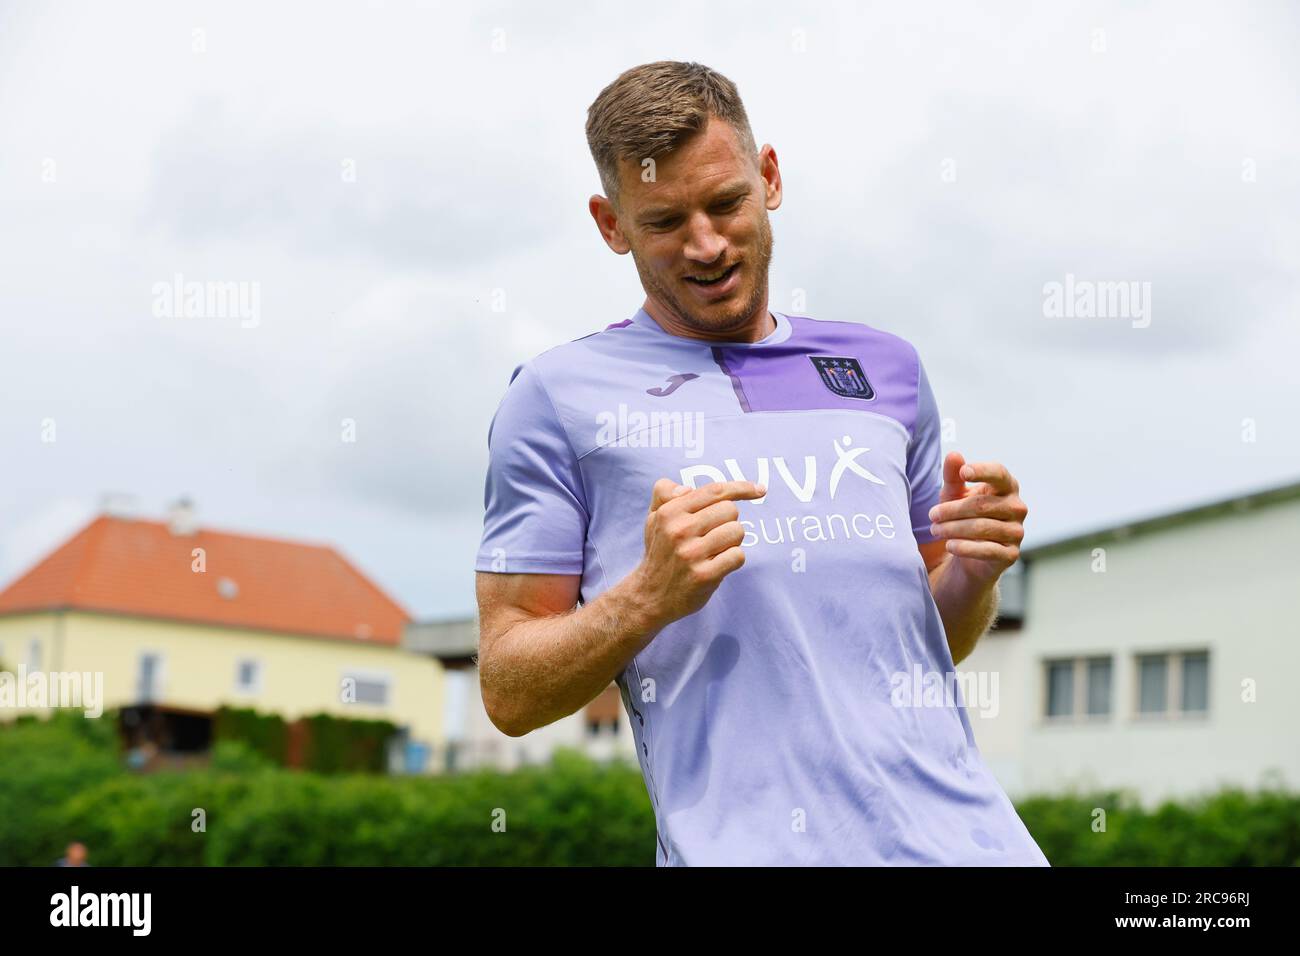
[642,299,776,344]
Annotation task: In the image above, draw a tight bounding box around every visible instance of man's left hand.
[927,451,1027,585]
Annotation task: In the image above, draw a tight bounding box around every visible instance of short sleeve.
[907,351,944,544]
[474,362,588,574]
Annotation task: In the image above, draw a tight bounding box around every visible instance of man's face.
[591,115,782,340]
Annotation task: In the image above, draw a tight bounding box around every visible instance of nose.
[680,211,728,265]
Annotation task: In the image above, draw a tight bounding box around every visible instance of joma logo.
[679,435,885,502]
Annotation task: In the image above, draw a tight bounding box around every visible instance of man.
[55,842,89,866]
[475,61,1047,866]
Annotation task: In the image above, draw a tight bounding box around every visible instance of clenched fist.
[629,478,766,628]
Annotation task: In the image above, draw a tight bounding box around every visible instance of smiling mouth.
[684,263,739,287]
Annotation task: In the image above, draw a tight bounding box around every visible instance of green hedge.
[2,712,1297,866]
[212,706,397,773]
[299,712,397,774]
[1014,786,1300,867]
[212,707,289,765]
[0,712,122,866]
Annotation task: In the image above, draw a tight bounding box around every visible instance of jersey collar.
[629,307,793,347]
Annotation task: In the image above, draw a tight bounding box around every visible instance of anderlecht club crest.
[810,356,875,400]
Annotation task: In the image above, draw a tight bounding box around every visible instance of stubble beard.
[631,212,774,339]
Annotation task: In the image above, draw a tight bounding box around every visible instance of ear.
[588,194,631,254]
[758,144,782,211]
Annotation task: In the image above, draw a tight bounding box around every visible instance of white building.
[962,478,1300,804]
[404,617,637,773]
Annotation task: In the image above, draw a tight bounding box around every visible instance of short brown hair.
[585,61,758,209]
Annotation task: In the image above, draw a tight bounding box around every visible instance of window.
[586,715,621,737]
[343,671,391,707]
[992,561,1026,630]
[1044,656,1113,721]
[1046,661,1074,718]
[1182,652,1209,713]
[1086,658,1112,716]
[137,653,162,702]
[27,639,42,673]
[354,678,388,706]
[443,669,471,740]
[583,683,623,735]
[1134,651,1210,718]
[235,659,262,695]
[1137,655,1167,714]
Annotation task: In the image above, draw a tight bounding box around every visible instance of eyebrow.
[635,180,751,224]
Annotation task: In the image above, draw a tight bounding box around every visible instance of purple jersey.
[476,307,1048,866]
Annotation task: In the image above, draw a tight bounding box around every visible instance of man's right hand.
[629,478,766,628]
[476,477,765,736]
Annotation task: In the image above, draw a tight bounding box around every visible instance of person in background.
[55,841,89,866]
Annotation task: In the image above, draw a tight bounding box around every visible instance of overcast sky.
[1,1,1297,620]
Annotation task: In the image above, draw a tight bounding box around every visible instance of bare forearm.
[478,478,762,736]
[479,571,664,735]
[927,554,1000,665]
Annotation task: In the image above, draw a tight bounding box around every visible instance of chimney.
[99,492,139,519]
[167,497,198,536]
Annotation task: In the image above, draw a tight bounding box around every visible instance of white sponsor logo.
[681,435,897,550]
[679,434,885,503]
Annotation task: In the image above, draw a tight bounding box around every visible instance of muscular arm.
[475,570,663,736]
[476,478,762,737]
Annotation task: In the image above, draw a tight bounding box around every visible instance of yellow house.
[0,504,444,770]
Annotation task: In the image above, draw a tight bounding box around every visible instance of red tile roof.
[0,515,409,645]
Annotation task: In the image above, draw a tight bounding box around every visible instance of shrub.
[3,714,1297,866]
[212,706,288,764]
